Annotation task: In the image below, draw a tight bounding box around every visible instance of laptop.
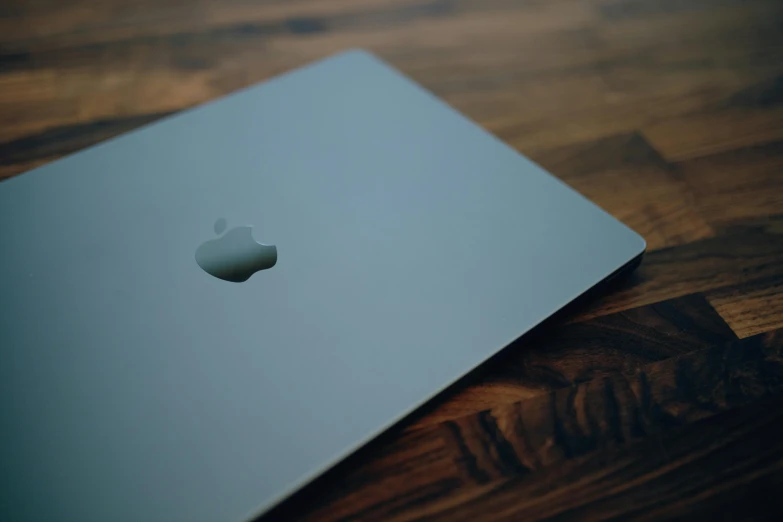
[0,50,645,522]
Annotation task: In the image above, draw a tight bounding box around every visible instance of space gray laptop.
[0,50,645,522]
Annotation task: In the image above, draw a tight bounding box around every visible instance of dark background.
[2,0,783,520]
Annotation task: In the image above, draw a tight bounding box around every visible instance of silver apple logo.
[195,219,277,283]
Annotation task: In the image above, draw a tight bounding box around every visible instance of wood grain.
[266,328,783,521]
[409,293,737,428]
[2,0,783,519]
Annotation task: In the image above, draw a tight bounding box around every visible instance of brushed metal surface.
[0,50,644,522]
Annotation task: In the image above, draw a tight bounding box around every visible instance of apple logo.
[195,218,277,283]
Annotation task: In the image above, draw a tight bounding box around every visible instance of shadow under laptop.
[255,254,643,521]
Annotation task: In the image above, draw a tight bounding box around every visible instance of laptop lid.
[0,50,645,522]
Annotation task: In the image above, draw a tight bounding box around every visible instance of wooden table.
[2,0,783,520]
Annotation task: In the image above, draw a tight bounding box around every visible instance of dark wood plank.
[264,329,783,521]
[677,140,783,227]
[408,392,783,522]
[410,293,737,429]
[644,107,783,161]
[445,329,783,485]
[708,275,783,338]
